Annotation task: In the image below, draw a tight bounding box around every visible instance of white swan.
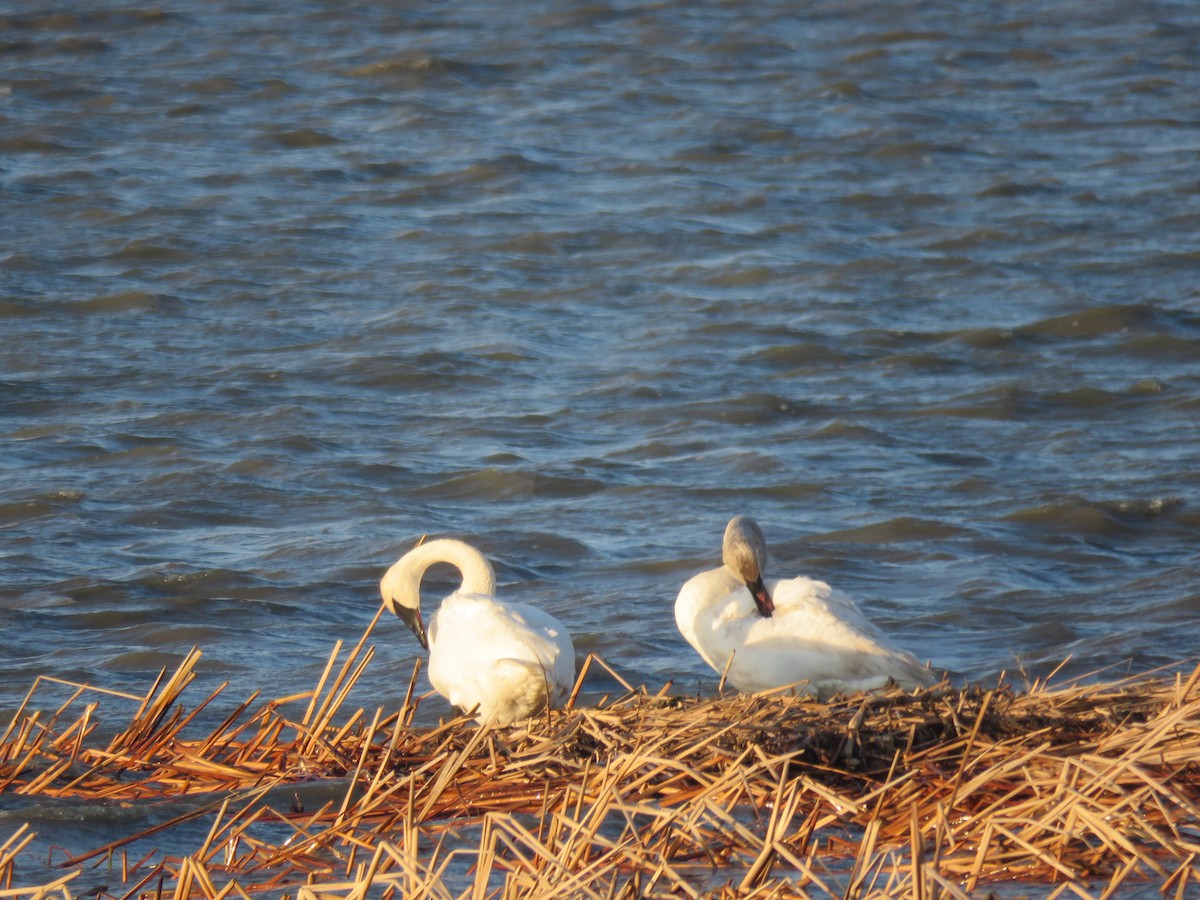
[675,516,935,698]
[380,538,575,725]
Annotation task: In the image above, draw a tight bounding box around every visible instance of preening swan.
[675,516,935,698]
[380,538,575,725]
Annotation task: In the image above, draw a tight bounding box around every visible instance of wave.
[1001,496,1184,538]
[412,467,607,501]
[809,517,974,544]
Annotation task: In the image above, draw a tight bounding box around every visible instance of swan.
[380,538,575,725]
[675,516,935,698]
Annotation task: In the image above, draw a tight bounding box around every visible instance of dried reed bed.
[2,613,1199,899]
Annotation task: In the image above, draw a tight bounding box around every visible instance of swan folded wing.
[727,630,931,696]
[498,601,574,685]
[768,576,920,651]
[770,576,882,633]
[714,579,933,696]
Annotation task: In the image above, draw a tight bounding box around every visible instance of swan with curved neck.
[380,538,575,725]
[675,516,936,698]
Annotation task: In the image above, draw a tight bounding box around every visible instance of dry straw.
[2,610,1199,899]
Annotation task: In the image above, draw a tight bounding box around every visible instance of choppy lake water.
[2,0,1200,884]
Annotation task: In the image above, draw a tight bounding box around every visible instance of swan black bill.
[397,605,428,650]
[749,576,774,618]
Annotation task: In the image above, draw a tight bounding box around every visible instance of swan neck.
[406,539,497,596]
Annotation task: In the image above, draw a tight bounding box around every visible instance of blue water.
[1,0,1199,888]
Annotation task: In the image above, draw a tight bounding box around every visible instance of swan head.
[379,539,496,652]
[380,561,429,650]
[722,516,774,618]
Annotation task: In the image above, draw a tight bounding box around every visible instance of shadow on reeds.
[2,606,1199,899]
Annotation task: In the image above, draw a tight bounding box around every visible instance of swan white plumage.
[380,538,575,725]
[675,516,936,698]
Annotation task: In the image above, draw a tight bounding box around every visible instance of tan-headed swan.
[675,516,935,698]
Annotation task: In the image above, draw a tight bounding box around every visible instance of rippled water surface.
[2,0,1200,877]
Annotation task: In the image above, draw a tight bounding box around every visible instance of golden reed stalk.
[1,615,1199,898]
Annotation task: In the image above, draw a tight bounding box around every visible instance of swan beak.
[396,605,429,650]
[749,576,774,618]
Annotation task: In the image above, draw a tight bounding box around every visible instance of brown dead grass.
[2,609,1199,899]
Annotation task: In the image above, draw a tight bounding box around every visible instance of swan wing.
[501,600,576,702]
[769,576,890,639]
[723,577,934,696]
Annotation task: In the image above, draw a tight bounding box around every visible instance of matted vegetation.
[2,609,1199,899]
